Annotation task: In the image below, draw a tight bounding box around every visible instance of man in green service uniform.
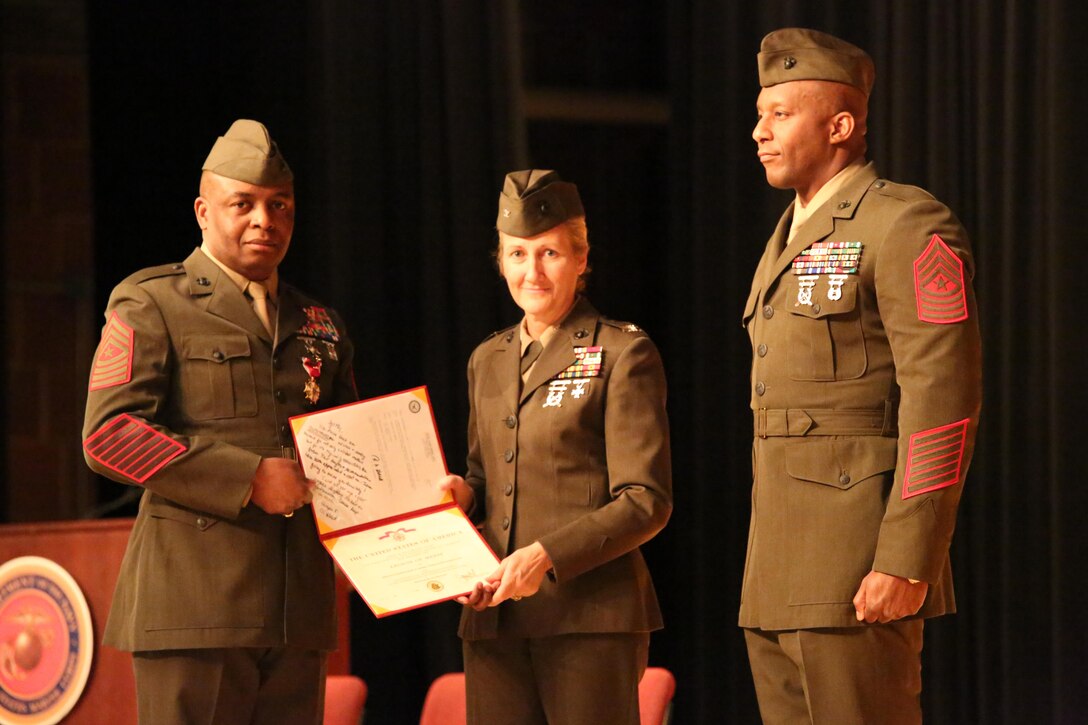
[740,28,982,723]
[83,119,357,724]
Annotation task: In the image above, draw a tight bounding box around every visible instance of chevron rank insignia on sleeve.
[902,418,969,499]
[83,414,186,483]
[89,312,134,391]
[913,235,968,324]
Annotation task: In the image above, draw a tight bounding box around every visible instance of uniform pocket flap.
[181,334,251,363]
[786,277,858,318]
[146,497,221,530]
[786,437,898,489]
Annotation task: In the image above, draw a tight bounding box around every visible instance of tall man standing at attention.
[83,119,357,724]
[740,29,982,723]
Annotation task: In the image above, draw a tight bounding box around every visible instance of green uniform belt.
[248,446,297,460]
[754,404,897,438]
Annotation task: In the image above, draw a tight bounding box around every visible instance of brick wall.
[3,0,96,521]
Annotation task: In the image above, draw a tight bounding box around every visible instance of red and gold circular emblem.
[0,557,93,725]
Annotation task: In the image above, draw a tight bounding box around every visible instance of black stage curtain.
[668,1,1087,722]
[86,1,1086,722]
[298,2,526,719]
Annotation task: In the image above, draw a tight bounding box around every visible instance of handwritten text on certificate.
[292,388,448,531]
[290,387,499,617]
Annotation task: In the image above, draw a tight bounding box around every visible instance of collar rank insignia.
[555,346,603,380]
[792,241,863,275]
[298,306,340,342]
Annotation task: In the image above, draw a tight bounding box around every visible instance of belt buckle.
[757,408,768,439]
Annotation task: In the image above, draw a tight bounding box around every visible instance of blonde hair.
[495,216,592,291]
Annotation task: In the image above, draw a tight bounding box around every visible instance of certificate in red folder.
[289,387,498,617]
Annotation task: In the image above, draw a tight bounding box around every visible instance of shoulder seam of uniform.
[600,318,645,333]
[483,324,518,343]
[124,263,187,285]
[870,179,938,203]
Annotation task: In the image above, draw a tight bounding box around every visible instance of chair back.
[639,667,677,725]
[416,667,676,725]
[419,672,468,725]
[324,674,368,725]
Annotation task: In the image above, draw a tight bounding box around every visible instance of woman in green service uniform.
[438,169,673,725]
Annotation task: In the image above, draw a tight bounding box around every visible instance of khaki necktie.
[246,280,274,336]
[520,340,543,379]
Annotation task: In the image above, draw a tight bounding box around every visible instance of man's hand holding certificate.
[290,387,498,617]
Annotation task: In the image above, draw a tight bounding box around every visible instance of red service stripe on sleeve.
[83,414,186,484]
[902,418,969,499]
[913,235,968,324]
[89,312,134,391]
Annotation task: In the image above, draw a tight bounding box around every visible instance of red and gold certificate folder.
[290,387,498,617]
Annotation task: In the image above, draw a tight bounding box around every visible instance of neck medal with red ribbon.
[301,339,323,405]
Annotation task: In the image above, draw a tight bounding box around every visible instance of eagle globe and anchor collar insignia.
[0,557,94,725]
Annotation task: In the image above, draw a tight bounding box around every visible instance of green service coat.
[458,298,672,640]
[83,248,357,652]
[739,163,983,630]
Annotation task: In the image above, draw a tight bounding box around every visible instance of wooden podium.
[0,518,352,724]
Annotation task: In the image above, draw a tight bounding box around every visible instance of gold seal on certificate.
[289,387,499,617]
